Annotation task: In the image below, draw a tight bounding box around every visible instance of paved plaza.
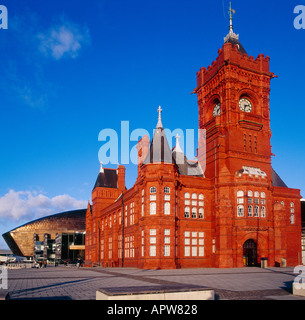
[1,265,305,300]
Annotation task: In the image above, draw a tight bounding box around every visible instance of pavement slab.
[1,266,305,300]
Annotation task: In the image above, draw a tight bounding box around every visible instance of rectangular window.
[164,237,170,244]
[150,195,156,201]
[199,247,204,257]
[164,245,170,257]
[150,237,156,244]
[150,229,156,236]
[192,246,197,257]
[184,246,190,257]
[150,245,156,257]
[184,231,204,258]
[164,229,170,236]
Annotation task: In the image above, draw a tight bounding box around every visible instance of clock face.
[213,102,221,117]
[239,98,252,113]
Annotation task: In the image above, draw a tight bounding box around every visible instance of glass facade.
[33,232,85,263]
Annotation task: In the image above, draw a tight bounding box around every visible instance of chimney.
[117,165,125,191]
[136,135,150,172]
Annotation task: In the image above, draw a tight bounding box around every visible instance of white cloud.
[0,189,87,222]
[38,21,90,60]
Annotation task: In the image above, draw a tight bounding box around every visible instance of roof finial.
[99,161,104,173]
[229,2,235,34]
[156,105,163,128]
[224,2,239,43]
[175,134,183,153]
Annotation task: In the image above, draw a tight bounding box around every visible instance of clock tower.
[192,5,300,268]
[194,23,276,183]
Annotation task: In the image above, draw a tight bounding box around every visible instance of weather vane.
[229,2,236,33]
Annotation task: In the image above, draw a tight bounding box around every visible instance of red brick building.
[85,26,302,269]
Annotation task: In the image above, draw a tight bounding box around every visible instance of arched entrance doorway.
[243,239,257,267]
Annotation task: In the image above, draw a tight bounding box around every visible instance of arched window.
[290,214,295,224]
[164,187,170,193]
[192,207,197,219]
[254,191,259,198]
[185,192,190,199]
[254,205,259,217]
[199,208,204,219]
[261,206,266,218]
[164,202,170,215]
[192,193,197,199]
[150,202,156,215]
[261,192,266,198]
[290,202,294,208]
[150,187,156,193]
[237,191,244,198]
[184,207,190,218]
[199,194,204,200]
[248,191,253,197]
[237,205,244,217]
[248,205,253,217]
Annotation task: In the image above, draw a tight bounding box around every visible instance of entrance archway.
[243,239,257,267]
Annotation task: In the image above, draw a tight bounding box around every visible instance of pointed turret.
[143,106,173,164]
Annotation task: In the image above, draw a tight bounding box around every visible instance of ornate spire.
[156,105,163,129]
[224,2,239,43]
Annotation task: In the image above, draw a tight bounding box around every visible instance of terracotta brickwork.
[85,37,302,269]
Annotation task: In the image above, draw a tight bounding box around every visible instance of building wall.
[85,41,302,269]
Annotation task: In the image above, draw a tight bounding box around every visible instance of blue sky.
[0,0,305,249]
